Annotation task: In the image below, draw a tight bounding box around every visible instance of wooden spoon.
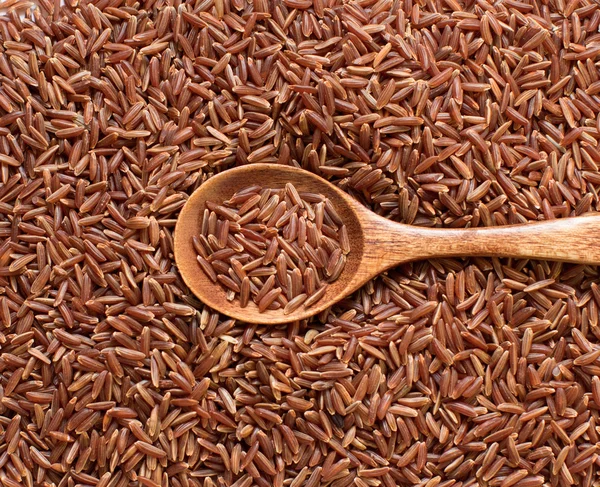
[174,163,600,324]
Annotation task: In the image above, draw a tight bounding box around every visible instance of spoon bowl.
[174,163,367,324]
[175,163,600,324]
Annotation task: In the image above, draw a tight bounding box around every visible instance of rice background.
[0,0,599,486]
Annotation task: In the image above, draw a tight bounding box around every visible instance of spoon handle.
[369,214,600,268]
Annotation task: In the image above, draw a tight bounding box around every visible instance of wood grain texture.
[174,163,600,324]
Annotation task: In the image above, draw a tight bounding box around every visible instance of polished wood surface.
[174,164,600,324]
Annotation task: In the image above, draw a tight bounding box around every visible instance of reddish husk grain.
[0,0,600,486]
[194,183,348,313]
